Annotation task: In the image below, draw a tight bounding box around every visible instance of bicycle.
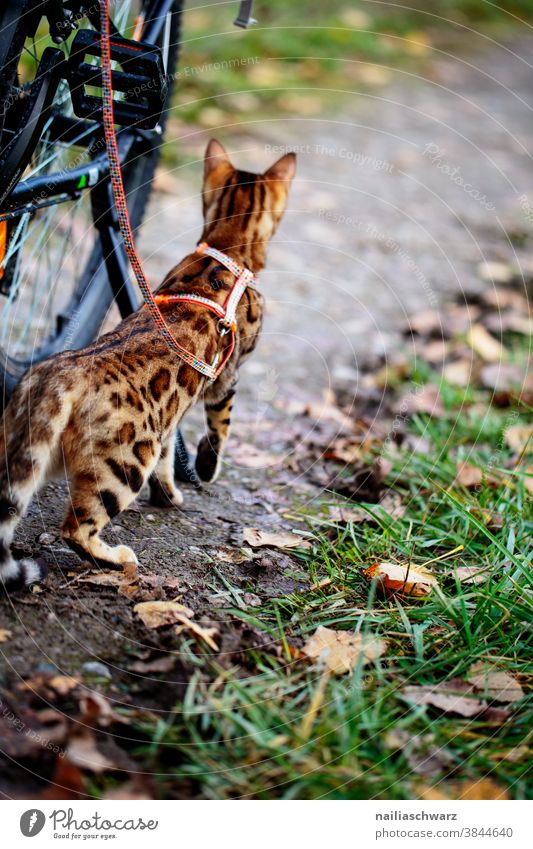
[0,0,255,481]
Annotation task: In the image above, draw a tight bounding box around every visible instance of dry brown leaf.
[215,547,256,564]
[466,323,506,363]
[402,681,484,717]
[480,362,526,393]
[399,384,443,416]
[324,437,363,464]
[421,778,509,801]
[0,628,12,642]
[455,461,483,488]
[453,565,490,585]
[243,527,311,550]
[49,675,79,696]
[505,424,533,454]
[419,339,448,364]
[66,731,117,774]
[134,600,194,629]
[364,561,438,597]
[174,617,219,651]
[467,663,523,704]
[442,359,472,387]
[76,572,124,588]
[129,655,176,674]
[302,625,386,675]
[78,691,117,727]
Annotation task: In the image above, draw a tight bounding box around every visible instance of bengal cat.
[0,139,296,590]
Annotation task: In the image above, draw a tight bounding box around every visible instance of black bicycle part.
[67,29,168,129]
[0,1,182,375]
[234,0,256,28]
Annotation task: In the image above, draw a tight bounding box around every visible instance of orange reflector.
[132,13,145,41]
[0,220,7,281]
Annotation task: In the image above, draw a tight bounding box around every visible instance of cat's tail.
[0,371,70,591]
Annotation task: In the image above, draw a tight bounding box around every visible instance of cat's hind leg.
[0,379,67,590]
[149,430,183,508]
[61,461,145,567]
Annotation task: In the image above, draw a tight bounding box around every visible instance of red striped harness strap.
[153,243,257,381]
[98,1,255,383]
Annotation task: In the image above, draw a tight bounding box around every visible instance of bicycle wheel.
[0,0,182,400]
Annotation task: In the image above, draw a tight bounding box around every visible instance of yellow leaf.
[302,625,386,675]
[134,600,194,629]
[243,527,311,550]
[49,675,79,696]
[466,323,506,363]
[420,778,509,801]
[174,617,219,651]
[0,628,12,643]
[364,561,438,597]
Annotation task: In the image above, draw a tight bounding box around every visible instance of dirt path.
[1,34,532,795]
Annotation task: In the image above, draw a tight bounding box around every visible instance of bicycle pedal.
[67,30,167,129]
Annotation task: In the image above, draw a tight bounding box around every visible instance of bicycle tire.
[0,0,183,401]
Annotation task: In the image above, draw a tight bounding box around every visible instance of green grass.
[172,0,533,131]
[119,359,532,800]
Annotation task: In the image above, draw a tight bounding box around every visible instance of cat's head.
[202,139,296,242]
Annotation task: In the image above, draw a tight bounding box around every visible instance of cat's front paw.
[149,478,184,509]
[195,436,221,482]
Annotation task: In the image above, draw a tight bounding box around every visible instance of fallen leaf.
[442,359,472,387]
[215,547,256,563]
[243,527,311,550]
[467,663,523,704]
[129,655,177,674]
[134,600,194,629]
[418,339,448,364]
[466,323,505,363]
[0,628,12,642]
[455,778,510,800]
[505,424,533,454]
[477,260,514,284]
[76,572,124,588]
[78,691,118,727]
[455,461,483,488]
[453,565,491,585]
[480,363,525,392]
[399,384,443,416]
[402,679,510,720]
[49,675,79,696]
[364,561,438,597]
[421,777,509,801]
[174,618,219,651]
[324,437,363,464]
[302,625,386,674]
[482,286,528,311]
[66,731,117,773]
[484,311,533,336]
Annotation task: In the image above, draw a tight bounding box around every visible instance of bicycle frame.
[0,0,176,319]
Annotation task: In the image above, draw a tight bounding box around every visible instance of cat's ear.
[264,152,297,185]
[204,139,231,180]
